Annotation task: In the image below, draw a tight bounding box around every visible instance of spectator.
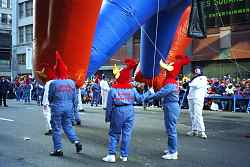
[100,74,110,110]
[0,76,10,107]
[91,78,101,107]
[225,83,235,96]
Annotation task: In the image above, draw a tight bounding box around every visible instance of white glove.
[149,87,155,94]
[160,60,174,71]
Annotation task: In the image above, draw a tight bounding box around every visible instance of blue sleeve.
[146,84,176,101]
[133,88,145,104]
[48,82,55,104]
[105,89,113,122]
[73,87,78,113]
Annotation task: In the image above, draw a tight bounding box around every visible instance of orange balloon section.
[167,6,191,63]
[33,0,103,86]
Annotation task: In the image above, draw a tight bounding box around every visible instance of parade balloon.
[33,0,192,87]
[87,0,191,78]
[33,0,103,86]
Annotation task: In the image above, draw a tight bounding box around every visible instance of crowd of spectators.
[2,73,250,113]
[179,75,250,112]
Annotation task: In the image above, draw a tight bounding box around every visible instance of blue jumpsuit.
[145,84,180,154]
[48,79,79,151]
[23,84,32,103]
[72,89,81,123]
[105,87,144,157]
[91,83,101,106]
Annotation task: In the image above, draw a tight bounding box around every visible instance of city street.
[0,100,250,167]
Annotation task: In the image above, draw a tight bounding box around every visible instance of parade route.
[0,117,14,122]
[0,100,250,167]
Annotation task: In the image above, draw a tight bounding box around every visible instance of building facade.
[192,0,250,79]
[11,0,33,79]
[0,0,12,77]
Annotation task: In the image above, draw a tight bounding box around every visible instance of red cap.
[116,58,137,84]
[46,66,56,80]
[53,51,68,79]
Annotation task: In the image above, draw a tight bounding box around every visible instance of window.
[7,0,11,8]
[0,13,7,24]
[0,60,10,65]
[1,0,7,8]
[25,0,33,17]
[19,26,25,44]
[7,14,11,24]
[25,25,33,42]
[19,2,25,18]
[17,54,26,65]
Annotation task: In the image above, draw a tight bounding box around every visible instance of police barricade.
[205,95,250,113]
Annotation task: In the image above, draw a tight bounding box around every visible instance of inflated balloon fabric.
[33,0,103,86]
[87,0,191,78]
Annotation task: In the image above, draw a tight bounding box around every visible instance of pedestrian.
[35,81,44,105]
[39,66,56,136]
[91,78,101,107]
[71,88,82,126]
[48,51,82,156]
[144,54,190,160]
[186,66,208,139]
[100,74,110,110]
[23,77,33,104]
[0,76,10,107]
[102,59,145,163]
[15,77,21,102]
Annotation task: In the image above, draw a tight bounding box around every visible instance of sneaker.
[119,156,128,162]
[199,132,207,139]
[186,130,198,136]
[163,149,168,154]
[75,142,83,153]
[44,129,53,136]
[50,150,63,156]
[102,155,116,163]
[162,152,178,160]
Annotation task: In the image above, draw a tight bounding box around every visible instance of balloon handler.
[102,59,148,163]
[48,51,82,156]
[144,54,190,160]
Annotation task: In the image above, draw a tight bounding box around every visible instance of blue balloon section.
[87,0,191,78]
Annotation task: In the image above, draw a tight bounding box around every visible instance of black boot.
[76,121,81,126]
[75,142,82,153]
[50,150,63,156]
[44,129,53,136]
